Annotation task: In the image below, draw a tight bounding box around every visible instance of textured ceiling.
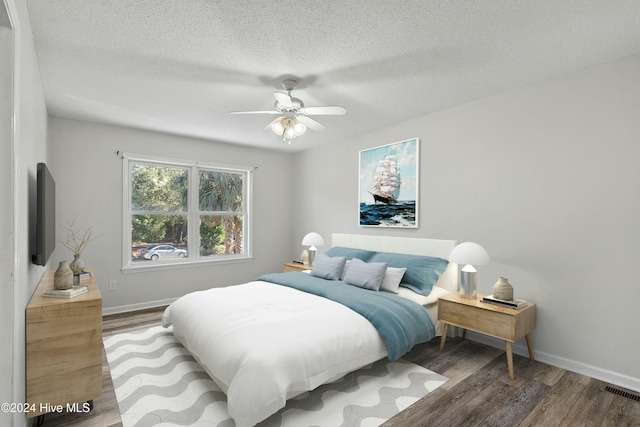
[25,1,640,152]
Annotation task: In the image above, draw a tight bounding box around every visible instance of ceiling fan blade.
[273,91,294,108]
[300,106,347,115]
[229,110,280,115]
[297,115,325,131]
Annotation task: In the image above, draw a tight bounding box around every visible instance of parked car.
[141,245,187,261]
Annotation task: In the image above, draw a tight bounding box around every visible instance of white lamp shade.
[448,242,490,266]
[302,232,324,247]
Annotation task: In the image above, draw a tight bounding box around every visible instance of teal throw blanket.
[257,272,436,360]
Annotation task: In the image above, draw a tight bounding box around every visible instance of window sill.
[121,256,254,274]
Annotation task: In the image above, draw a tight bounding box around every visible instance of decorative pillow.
[340,259,351,280]
[324,246,377,262]
[310,254,347,280]
[368,252,449,296]
[379,267,407,294]
[343,258,388,291]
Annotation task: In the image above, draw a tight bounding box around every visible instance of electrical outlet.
[109,280,117,291]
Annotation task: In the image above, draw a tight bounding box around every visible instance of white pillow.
[343,258,388,291]
[340,259,351,280]
[380,267,407,294]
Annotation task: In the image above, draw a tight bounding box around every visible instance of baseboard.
[464,331,640,393]
[102,298,178,316]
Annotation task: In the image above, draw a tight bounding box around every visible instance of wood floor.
[39,307,640,427]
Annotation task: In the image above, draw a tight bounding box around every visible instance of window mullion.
[189,165,200,261]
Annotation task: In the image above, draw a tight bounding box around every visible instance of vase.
[300,250,309,266]
[54,261,74,290]
[492,277,513,301]
[69,253,86,275]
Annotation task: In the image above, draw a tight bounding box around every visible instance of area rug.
[104,325,447,427]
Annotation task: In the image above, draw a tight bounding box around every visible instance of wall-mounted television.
[32,162,56,266]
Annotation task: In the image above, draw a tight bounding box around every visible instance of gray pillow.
[343,258,388,291]
[310,254,347,280]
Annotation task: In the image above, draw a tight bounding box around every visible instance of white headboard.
[331,233,459,294]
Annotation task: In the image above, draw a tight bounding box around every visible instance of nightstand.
[438,292,536,380]
[282,262,311,272]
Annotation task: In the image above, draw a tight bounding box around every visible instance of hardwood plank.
[519,371,591,427]
[420,339,504,389]
[600,391,640,427]
[102,306,166,336]
[481,380,550,427]
[560,378,616,426]
[385,353,513,426]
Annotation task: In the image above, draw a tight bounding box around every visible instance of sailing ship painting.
[369,155,401,204]
[359,138,419,228]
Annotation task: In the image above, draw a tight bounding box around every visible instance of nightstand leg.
[461,329,467,339]
[439,324,448,352]
[505,341,515,380]
[525,334,534,361]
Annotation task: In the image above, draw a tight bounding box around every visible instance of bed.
[162,233,458,427]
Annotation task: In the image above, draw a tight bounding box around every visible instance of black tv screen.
[32,162,56,266]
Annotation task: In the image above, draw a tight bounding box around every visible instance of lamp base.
[308,249,317,266]
[460,270,477,299]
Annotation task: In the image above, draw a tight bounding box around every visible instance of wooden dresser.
[26,268,103,418]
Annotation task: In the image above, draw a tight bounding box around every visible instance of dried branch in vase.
[59,220,102,256]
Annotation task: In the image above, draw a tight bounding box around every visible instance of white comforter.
[162,281,388,427]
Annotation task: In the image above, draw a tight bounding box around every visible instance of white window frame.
[122,153,253,272]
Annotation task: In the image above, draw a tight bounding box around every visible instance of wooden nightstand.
[438,292,536,380]
[282,262,311,272]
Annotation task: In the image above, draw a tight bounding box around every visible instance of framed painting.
[359,138,419,228]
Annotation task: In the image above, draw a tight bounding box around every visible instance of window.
[123,154,252,270]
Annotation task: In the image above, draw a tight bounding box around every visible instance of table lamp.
[301,232,324,266]
[448,242,490,299]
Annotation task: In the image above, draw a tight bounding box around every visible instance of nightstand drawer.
[439,299,516,341]
[438,295,536,342]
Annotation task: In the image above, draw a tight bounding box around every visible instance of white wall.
[48,117,294,312]
[0,16,14,427]
[292,54,640,390]
[2,1,50,426]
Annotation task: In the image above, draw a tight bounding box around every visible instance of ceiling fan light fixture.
[293,121,307,135]
[271,117,306,141]
[284,125,297,140]
[271,117,286,136]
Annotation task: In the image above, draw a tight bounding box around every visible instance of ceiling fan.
[230,79,346,143]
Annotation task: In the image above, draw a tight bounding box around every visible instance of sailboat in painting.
[368,155,401,204]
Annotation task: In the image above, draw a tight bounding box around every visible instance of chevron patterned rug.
[104,325,447,427]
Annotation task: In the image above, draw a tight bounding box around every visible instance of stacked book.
[43,285,89,299]
[481,295,528,309]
